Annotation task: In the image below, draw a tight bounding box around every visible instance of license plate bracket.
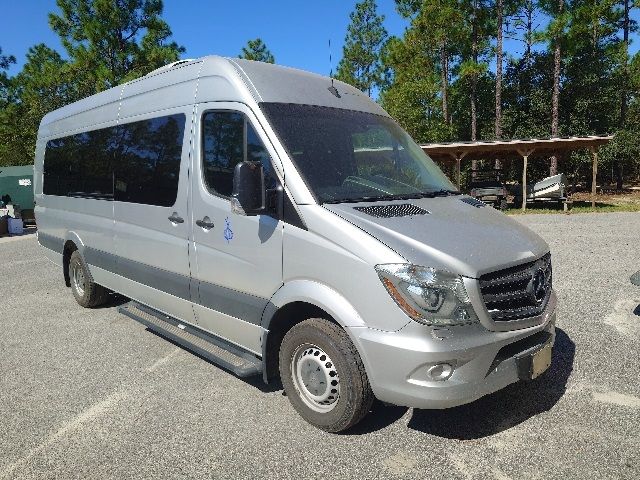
[516,340,553,380]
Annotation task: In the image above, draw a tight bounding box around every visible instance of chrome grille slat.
[482,289,531,304]
[480,253,552,322]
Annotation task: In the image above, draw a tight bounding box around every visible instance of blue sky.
[2,1,639,78]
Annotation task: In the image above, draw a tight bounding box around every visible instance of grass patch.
[506,201,640,215]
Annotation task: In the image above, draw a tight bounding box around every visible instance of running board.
[119,301,262,377]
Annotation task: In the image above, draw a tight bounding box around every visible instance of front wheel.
[279,318,374,432]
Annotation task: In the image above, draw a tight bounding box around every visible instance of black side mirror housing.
[231,161,265,216]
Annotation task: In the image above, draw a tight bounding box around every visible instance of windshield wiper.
[323,194,400,204]
[428,189,462,197]
[323,190,460,204]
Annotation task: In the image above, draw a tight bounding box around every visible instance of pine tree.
[539,0,569,175]
[0,45,70,165]
[336,0,388,96]
[0,47,16,102]
[0,48,15,71]
[49,0,184,94]
[397,1,463,125]
[1,1,183,166]
[239,38,275,63]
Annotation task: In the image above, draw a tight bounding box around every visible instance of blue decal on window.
[224,217,234,243]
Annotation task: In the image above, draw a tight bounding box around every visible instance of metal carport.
[420,136,613,210]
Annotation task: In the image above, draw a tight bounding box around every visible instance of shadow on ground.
[405,328,575,439]
[96,292,130,309]
[345,328,575,436]
[114,293,575,436]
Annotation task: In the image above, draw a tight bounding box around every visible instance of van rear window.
[43,113,186,207]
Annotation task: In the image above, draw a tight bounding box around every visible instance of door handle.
[168,212,184,224]
[195,217,215,230]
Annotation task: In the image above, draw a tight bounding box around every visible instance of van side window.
[202,111,275,198]
[43,113,186,207]
[115,114,186,206]
[43,128,119,199]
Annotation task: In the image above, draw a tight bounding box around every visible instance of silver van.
[35,57,556,432]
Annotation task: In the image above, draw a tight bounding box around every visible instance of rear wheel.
[279,318,374,432]
[69,250,109,308]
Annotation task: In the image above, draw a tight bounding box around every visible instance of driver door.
[190,102,284,354]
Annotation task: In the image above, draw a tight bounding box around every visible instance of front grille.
[479,253,552,322]
[353,203,429,218]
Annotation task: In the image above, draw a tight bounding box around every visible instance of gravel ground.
[0,213,639,480]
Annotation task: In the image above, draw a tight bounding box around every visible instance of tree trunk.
[440,40,449,125]
[620,0,629,127]
[524,0,534,63]
[549,0,563,176]
[495,0,503,170]
[471,0,478,173]
[616,0,630,190]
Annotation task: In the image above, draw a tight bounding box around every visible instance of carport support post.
[518,148,534,212]
[521,154,528,211]
[449,152,465,191]
[590,146,598,208]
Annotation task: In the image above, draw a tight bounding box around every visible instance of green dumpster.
[0,165,35,210]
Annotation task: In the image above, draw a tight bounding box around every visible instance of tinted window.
[115,114,185,206]
[43,113,186,207]
[202,111,275,197]
[43,128,118,198]
[260,103,455,203]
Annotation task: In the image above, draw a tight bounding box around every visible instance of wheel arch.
[260,280,367,383]
[62,232,86,287]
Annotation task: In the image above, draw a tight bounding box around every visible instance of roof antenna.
[328,38,341,98]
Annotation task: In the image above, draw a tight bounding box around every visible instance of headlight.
[375,264,479,326]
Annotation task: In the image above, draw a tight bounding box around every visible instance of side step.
[119,301,262,377]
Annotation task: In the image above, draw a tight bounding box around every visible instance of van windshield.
[260,103,457,204]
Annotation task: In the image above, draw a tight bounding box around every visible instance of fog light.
[426,363,454,381]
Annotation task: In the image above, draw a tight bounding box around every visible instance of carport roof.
[420,136,613,162]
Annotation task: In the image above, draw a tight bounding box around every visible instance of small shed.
[0,165,35,210]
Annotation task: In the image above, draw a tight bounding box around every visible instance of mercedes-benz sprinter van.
[35,57,556,432]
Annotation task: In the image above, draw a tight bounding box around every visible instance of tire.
[513,197,522,209]
[69,250,109,308]
[279,318,374,432]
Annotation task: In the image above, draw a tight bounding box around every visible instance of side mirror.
[231,161,265,216]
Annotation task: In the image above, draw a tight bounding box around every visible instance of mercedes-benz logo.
[531,269,547,303]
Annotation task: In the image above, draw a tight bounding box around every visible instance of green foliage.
[0,48,15,72]
[239,38,275,63]
[49,0,184,93]
[0,45,72,166]
[336,0,388,96]
[377,0,640,186]
[0,0,183,166]
[381,33,455,142]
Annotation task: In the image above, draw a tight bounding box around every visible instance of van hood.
[323,196,549,278]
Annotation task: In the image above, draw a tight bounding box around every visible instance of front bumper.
[348,292,557,409]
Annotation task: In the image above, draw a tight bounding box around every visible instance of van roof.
[40,55,388,129]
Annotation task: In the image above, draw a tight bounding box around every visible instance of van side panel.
[118,63,202,118]
[36,120,118,275]
[112,106,196,325]
[38,90,123,140]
